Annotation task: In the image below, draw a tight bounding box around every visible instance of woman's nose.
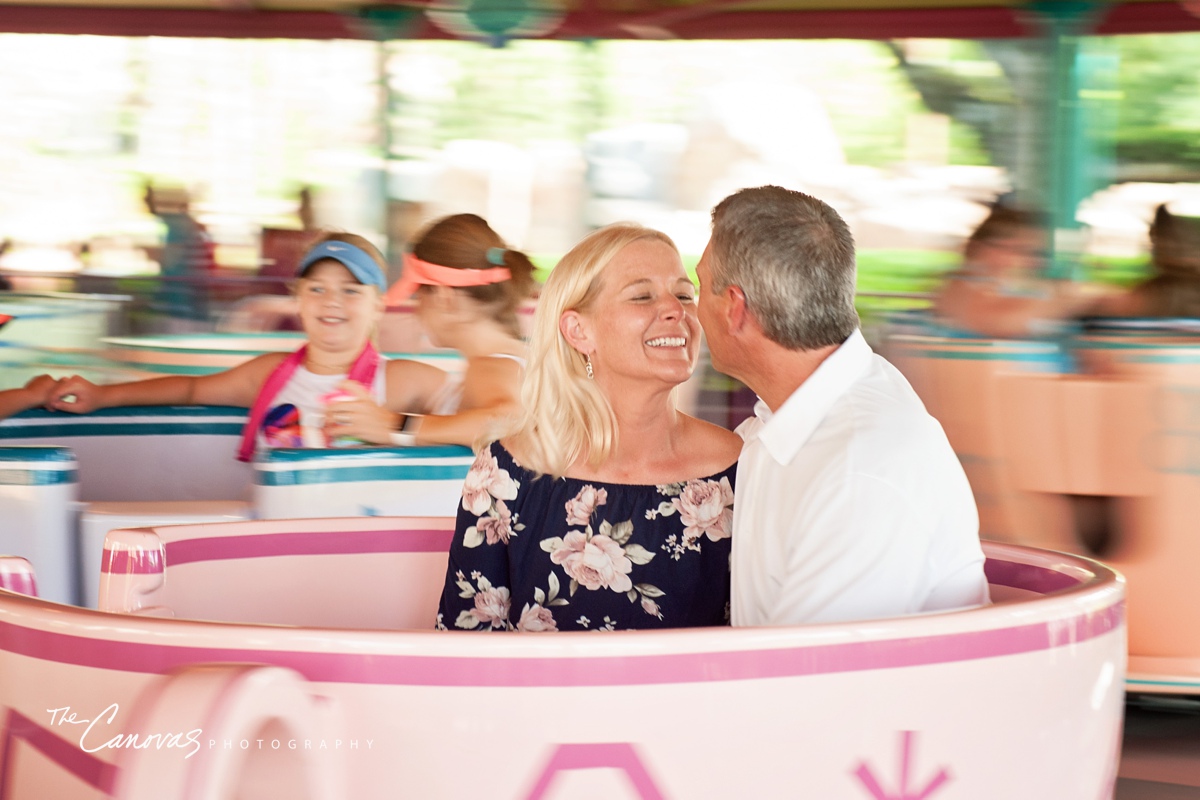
[659,295,684,319]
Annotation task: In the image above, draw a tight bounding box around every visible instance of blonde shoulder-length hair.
[510,223,680,478]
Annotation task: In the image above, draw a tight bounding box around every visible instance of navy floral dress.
[437,442,736,632]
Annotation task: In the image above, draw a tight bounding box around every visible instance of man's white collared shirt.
[731,330,988,627]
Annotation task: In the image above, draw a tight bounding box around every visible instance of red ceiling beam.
[1096,1,1200,33]
[600,7,1032,40]
[0,7,361,37]
[0,1,1191,40]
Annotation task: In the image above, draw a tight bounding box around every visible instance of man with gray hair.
[696,185,988,626]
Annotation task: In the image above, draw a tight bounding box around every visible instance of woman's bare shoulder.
[385,357,447,381]
[495,435,525,464]
[680,414,742,473]
[460,353,523,402]
[494,436,545,479]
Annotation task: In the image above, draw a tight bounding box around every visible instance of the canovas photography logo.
[47,704,203,759]
[46,704,375,760]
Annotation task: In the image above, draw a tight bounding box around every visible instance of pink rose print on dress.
[550,531,634,593]
[453,574,515,629]
[672,476,734,545]
[476,501,514,545]
[640,596,663,620]
[471,586,511,628]
[462,450,519,515]
[564,485,608,526]
[517,603,558,632]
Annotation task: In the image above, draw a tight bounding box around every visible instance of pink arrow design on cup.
[853,730,951,800]
[524,742,665,800]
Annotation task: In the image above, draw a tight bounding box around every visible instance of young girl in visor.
[44,232,448,459]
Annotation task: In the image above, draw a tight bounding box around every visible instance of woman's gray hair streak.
[709,186,859,350]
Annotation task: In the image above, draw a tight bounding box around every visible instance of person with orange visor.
[380,213,536,448]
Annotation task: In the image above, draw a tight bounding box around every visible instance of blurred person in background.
[0,240,12,290]
[298,186,318,232]
[44,232,448,460]
[436,223,741,632]
[342,212,536,448]
[933,205,1108,338]
[1103,204,1200,319]
[252,185,324,305]
[143,183,217,326]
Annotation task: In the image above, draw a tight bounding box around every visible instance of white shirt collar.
[751,329,873,465]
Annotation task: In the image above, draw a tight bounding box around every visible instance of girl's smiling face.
[296,259,384,353]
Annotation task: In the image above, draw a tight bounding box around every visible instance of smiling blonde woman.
[436,223,742,633]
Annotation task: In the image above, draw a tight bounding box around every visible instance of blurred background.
[0,6,1198,342]
[2,4,1200,795]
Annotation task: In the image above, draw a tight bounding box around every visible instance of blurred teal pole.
[346,7,422,277]
[1027,1,1115,280]
[379,40,394,269]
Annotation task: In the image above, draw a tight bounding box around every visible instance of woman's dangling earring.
[585,353,594,380]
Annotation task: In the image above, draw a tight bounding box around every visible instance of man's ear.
[559,309,592,354]
[725,285,749,333]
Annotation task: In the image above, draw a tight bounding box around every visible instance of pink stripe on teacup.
[0,600,1124,688]
[101,547,163,575]
[0,567,37,598]
[984,559,1084,594]
[99,529,451,574]
[164,528,453,566]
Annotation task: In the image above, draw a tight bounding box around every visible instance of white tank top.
[257,358,389,451]
[428,352,525,416]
